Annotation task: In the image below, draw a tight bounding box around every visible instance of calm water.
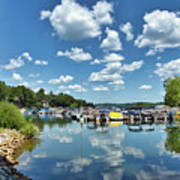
[15,118,180,180]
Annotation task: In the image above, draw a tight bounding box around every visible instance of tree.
[164,76,180,107]
[0,101,26,130]
[36,88,46,106]
[0,81,9,101]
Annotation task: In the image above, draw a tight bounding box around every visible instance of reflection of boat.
[109,121,123,127]
[141,125,155,132]
[109,112,123,121]
[128,125,143,132]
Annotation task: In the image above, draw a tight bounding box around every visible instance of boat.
[109,112,123,121]
[174,112,180,119]
[109,121,123,127]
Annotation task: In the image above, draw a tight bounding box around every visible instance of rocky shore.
[0,129,25,165]
[0,129,31,179]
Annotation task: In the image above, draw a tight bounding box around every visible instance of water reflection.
[14,117,180,180]
[165,127,180,153]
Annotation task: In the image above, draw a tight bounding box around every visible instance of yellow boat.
[109,112,123,120]
[109,121,123,127]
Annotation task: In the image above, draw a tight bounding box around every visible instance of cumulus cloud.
[36,80,44,84]
[34,60,48,66]
[12,73,23,81]
[68,84,87,92]
[93,85,109,91]
[90,53,124,65]
[40,10,51,20]
[120,22,134,41]
[109,79,125,85]
[59,84,87,92]
[57,47,92,62]
[29,73,40,78]
[89,60,143,83]
[90,59,101,65]
[135,10,180,55]
[100,28,122,51]
[22,52,32,61]
[2,52,32,70]
[92,1,113,25]
[139,85,152,90]
[48,75,74,84]
[40,0,113,40]
[154,59,180,79]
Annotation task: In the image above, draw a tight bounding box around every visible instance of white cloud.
[89,71,122,82]
[89,60,143,83]
[19,81,29,87]
[100,28,122,51]
[90,59,101,65]
[12,73,23,81]
[90,53,124,65]
[135,10,180,54]
[139,85,152,90]
[103,53,124,63]
[22,52,32,61]
[34,60,48,66]
[120,60,144,73]
[109,79,125,85]
[40,0,113,40]
[120,22,134,41]
[36,80,44,84]
[64,90,70,94]
[3,52,32,70]
[4,57,24,70]
[68,84,87,92]
[29,73,40,78]
[154,58,180,79]
[58,84,87,92]
[92,1,113,25]
[48,75,74,84]
[145,49,156,56]
[93,85,109,91]
[59,85,67,89]
[40,10,51,20]
[57,47,92,62]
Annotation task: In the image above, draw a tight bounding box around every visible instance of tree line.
[0,81,94,108]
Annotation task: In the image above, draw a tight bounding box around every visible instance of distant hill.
[95,102,164,109]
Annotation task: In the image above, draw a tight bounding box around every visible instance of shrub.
[20,123,39,139]
[0,101,26,130]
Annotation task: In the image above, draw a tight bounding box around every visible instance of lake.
[15,117,180,180]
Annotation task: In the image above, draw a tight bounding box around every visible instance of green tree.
[0,81,9,101]
[164,76,180,107]
[0,101,26,130]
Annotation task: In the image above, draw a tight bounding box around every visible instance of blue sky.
[0,0,180,103]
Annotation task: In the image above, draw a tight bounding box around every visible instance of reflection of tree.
[165,127,180,153]
[32,116,70,132]
[13,139,41,160]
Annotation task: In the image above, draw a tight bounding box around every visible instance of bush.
[0,101,26,130]
[20,123,39,139]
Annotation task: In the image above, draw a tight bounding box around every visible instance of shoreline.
[0,129,34,179]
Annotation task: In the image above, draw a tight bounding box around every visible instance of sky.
[0,0,180,103]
